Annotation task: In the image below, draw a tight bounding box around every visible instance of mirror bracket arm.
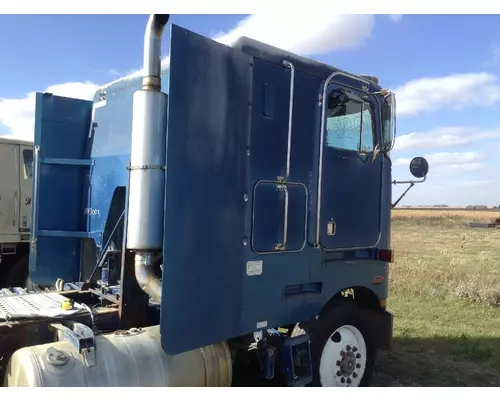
[391,177,427,209]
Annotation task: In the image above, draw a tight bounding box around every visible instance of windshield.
[326,95,374,153]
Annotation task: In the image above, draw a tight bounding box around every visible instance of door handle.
[13,191,18,226]
[274,184,289,251]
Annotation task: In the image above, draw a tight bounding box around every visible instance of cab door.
[0,143,19,236]
[19,146,33,234]
[317,83,383,250]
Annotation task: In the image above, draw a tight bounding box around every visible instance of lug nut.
[340,350,345,356]
[356,353,361,359]
[353,346,358,352]
[336,360,341,366]
[347,378,352,384]
[353,372,358,378]
[337,371,341,376]
[341,377,345,384]
[346,345,351,351]
[356,363,361,368]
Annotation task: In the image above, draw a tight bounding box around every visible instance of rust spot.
[372,276,385,285]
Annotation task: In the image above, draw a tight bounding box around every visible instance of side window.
[326,97,374,153]
[22,149,33,179]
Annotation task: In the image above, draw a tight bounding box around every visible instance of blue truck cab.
[1,15,428,387]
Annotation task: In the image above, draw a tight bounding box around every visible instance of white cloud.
[212,13,376,55]
[0,81,98,141]
[389,14,403,22]
[392,151,499,205]
[394,126,500,152]
[107,13,399,87]
[457,180,495,187]
[395,151,486,175]
[111,13,380,87]
[485,44,500,67]
[394,72,500,118]
[395,151,482,167]
[0,14,397,140]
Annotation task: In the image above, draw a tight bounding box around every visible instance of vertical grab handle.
[12,191,18,227]
[12,145,19,227]
[31,145,41,250]
[279,60,295,182]
[274,184,289,251]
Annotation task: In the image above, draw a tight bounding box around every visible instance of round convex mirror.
[409,157,429,179]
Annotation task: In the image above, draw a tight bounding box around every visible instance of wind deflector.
[160,25,253,355]
[29,93,93,286]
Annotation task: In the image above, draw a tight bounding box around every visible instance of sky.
[0,14,500,207]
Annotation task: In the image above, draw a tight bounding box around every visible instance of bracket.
[256,329,313,387]
[50,321,96,367]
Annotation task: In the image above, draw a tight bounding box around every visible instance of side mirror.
[409,156,429,179]
[381,92,396,152]
[391,156,429,208]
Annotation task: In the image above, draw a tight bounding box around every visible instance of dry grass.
[389,209,500,306]
[371,208,500,386]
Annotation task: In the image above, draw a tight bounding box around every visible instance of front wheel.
[294,301,376,387]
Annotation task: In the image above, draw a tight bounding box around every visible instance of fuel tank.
[3,325,232,387]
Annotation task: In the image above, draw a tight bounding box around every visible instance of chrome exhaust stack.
[126,14,170,303]
[142,14,170,91]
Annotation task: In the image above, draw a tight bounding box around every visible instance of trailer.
[0,136,36,289]
[0,14,429,387]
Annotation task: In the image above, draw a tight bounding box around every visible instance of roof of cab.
[94,27,381,98]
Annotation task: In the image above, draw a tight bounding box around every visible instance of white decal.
[246,260,263,276]
[84,208,100,216]
[256,320,267,329]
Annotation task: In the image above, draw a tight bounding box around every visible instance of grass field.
[372,209,500,386]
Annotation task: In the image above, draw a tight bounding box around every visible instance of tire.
[293,300,376,387]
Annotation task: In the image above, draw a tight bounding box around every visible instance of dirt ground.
[373,341,500,387]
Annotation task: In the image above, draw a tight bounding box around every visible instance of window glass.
[326,100,374,152]
[22,149,33,179]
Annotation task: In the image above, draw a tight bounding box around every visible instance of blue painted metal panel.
[38,230,93,238]
[248,58,290,181]
[30,93,93,285]
[41,158,93,166]
[251,181,307,253]
[318,84,383,249]
[159,26,392,355]
[240,63,319,335]
[87,69,169,251]
[160,24,253,354]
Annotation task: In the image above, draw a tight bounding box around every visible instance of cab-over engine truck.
[0,137,34,289]
[0,15,429,387]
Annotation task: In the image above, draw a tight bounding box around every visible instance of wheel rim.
[318,324,367,387]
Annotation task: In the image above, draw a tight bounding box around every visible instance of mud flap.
[160,25,253,355]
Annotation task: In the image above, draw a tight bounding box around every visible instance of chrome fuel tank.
[3,325,232,387]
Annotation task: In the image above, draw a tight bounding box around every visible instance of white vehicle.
[0,137,34,288]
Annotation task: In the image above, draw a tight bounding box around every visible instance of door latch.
[327,220,336,236]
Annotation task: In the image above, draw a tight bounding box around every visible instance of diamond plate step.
[0,291,84,320]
